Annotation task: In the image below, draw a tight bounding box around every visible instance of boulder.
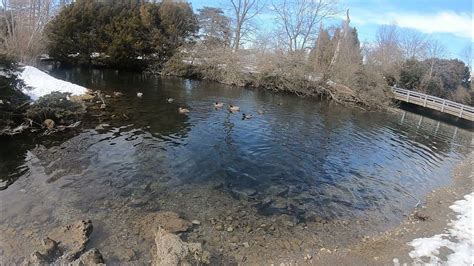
[70,248,105,266]
[48,219,93,261]
[43,119,55,130]
[28,219,103,265]
[69,91,95,103]
[153,228,209,265]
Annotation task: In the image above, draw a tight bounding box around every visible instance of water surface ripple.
[0,68,472,262]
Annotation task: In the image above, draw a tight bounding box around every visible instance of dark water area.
[0,66,472,263]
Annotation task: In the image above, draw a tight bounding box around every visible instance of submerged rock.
[153,228,209,265]
[141,211,192,234]
[230,187,257,199]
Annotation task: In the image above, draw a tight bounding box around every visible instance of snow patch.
[19,66,88,101]
[408,192,474,265]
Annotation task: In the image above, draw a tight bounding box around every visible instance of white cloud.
[352,11,472,39]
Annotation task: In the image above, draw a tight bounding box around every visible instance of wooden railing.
[391,87,474,122]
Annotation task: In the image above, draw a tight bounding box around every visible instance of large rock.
[48,219,93,261]
[28,219,103,265]
[153,228,209,265]
[69,91,95,103]
[70,248,105,266]
[43,119,55,130]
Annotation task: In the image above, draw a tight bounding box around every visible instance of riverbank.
[310,151,473,265]
[158,57,392,111]
[0,65,97,136]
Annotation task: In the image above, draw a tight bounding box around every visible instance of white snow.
[19,66,88,101]
[408,192,474,265]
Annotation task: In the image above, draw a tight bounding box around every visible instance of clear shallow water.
[0,67,472,263]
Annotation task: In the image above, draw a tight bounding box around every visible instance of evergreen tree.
[309,27,333,72]
[46,0,198,69]
[197,7,231,47]
[399,59,426,90]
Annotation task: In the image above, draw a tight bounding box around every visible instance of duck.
[229,105,240,112]
[242,113,253,120]
[167,98,174,103]
[114,91,123,97]
[137,92,143,98]
[178,107,190,114]
[214,102,224,108]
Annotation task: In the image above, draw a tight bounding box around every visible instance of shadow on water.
[1,66,472,251]
[396,101,473,130]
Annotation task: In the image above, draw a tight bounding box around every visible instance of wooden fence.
[392,87,474,122]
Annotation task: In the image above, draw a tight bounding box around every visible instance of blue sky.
[189,0,472,62]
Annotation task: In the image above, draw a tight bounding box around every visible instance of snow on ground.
[408,192,474,265]
[19,66,88,101]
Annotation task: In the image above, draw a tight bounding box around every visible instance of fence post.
[441,100,446,112]
[459,105,464,118]
[423,95,428,107]
[406,91,410,101]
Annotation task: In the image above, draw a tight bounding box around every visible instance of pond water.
[0,67,472,263]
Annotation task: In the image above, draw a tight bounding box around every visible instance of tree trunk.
[329,9,350,69]
[233,23,241,51]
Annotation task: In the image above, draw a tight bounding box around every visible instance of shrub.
[25,92,86,125]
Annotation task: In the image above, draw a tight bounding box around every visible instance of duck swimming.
[229,105,240,112]
[137,92,143,98]
[214,102,224,108]
[178,107,190,114]
[167,98,174,103]
[242,113,253,120]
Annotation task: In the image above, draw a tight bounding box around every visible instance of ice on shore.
[19,66,88,101]
[408,192,473,265]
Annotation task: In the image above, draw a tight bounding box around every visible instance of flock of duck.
[136,92,257,120]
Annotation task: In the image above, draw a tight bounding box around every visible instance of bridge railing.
[391,87,474,120]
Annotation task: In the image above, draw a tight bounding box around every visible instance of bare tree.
[399,29,428,60]
[250,29,278,54]
[329,8,349,69]
[1,0,57,62]
[229,0,265,51]
[425,39,446,78]
[460,44,472,69]
[271,0,338,52]
[367,24,404,82]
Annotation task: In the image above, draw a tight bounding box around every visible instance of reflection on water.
[0,67,472,263]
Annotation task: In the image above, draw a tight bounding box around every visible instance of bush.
[25,92,86,125]
[160,52,195,77]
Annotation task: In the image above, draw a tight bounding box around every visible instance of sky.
[189,0,472,62]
